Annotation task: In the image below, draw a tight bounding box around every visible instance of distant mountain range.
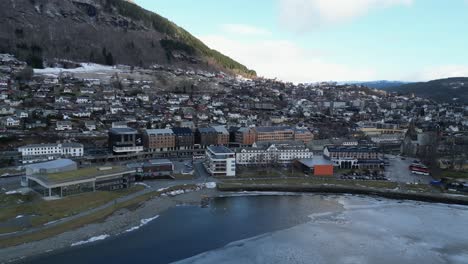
[343,80,411,89]
[0,0,256,77]
[383,77,468,103]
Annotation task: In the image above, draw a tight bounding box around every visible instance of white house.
[56,121,72,131]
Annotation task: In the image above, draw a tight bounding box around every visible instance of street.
[384,155,434,184]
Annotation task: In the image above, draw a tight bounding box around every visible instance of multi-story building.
[235,127,256,145]
[143,129,176,152]
[323,145,383,169]
[204,146,236,177]
[196,127,218,148]
[236,142,314,165]
[254,126,295,142]
[18,143,84,164]
[294,128,314,144]
[172,127,194,150]
[108,128,143,155]
[213,126,229,145]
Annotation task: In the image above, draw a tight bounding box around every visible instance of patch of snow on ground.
[34,63,117,75]
[5,191,18,195]
[204,182,217,189]
[71,235,110,247]
[125,215,160,233]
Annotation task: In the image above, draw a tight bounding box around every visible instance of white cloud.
[200,34,376,83]
[279,0,413,31]
[407,65,468,82]
[221,24,272,37]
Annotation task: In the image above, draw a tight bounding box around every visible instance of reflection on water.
[23,195,340,264]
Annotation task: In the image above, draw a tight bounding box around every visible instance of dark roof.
[198,127,217,133]
[326,146,379,153]
[208,146,234,154]
[109,127,138,135]
[172,127,193,135]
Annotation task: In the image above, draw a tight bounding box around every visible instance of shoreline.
[217,183,468,206]
[1,184,468,263]
[0,188,219,264]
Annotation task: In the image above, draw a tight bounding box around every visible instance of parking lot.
[384,155,434,184]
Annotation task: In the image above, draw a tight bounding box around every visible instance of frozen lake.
[21,194,468,264]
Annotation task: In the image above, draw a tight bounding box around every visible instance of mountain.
[386,77,468,103]
[343,80,411,89]
[0,0,256,77]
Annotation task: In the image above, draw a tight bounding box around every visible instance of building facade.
[323,145,383,169]
[108,128,143,155]
[204,146,236,177]
[236,142,314,165]
[235,127,256,145]
[143,129,176,152]
[172,127,195,150]
[18,143,84,164]
[254,126,295,142]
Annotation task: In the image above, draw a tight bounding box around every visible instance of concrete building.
[18,143,84,164]
[25,166,135,198]
[323,145,383,169]
[205,146,236,177]
[236,142,314,165]
[108,127,143,155]
[143,129,176,152]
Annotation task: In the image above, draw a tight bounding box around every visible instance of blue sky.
[134,0,468,83]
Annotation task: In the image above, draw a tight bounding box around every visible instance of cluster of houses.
[0,53,466,173]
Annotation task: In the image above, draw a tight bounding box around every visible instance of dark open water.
[21,195,334,264]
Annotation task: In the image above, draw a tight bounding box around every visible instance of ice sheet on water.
[175,196,468,264]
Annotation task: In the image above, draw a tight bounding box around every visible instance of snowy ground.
[176,196,468,264]
[34,63,119,76]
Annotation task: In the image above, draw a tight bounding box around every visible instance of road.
[384,155,434,184]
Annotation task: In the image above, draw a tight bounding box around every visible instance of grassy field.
[222,178,399,189]
[0,184,198,248]
[0,186,144,234]
[45,166,130,183]
[0,192,36,209]
[439,170,468,180]
[236,168,283,178]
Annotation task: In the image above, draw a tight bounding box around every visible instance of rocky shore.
[0,188,219,264]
